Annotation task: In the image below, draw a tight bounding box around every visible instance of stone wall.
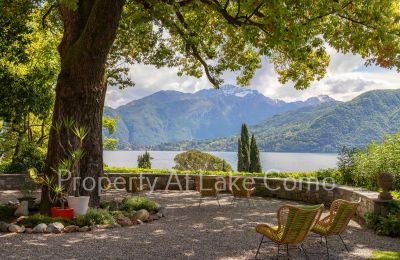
[0,174,33,190]
[1,172,388,220]
[106,173,385,220]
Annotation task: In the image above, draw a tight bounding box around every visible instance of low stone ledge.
[0,174,34,190]
[106,173,388,220]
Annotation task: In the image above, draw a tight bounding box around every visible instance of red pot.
[51,207,74,220]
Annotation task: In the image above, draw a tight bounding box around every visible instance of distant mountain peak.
[219,84,259,97]
[195,84,261,98]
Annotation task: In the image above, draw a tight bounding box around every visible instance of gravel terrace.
[0,190,399,259]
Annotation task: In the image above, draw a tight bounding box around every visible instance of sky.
[105,47,400,108]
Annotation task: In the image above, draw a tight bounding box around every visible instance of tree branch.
[42,4,58,29]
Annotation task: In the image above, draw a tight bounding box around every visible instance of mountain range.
[104,85,337,148]
[155,89,400,152]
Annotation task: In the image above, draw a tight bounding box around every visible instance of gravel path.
[1,191,399,259]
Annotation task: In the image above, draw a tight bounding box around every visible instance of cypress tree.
[240,124,251,172]
[250,134,262,173]
[237,137,243,171]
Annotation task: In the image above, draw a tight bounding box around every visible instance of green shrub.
[120,197,159,213]
[353,133,400,191]
[1,144,46,173]
[110,210,131,219]
[137,151,152,169]
[0,203,17,221]
[75,209,115,227]
[365,200,400,237]
[19,214,73,228]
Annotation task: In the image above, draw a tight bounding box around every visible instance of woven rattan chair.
[255,204,323,259]
[311,199,359,259]
[194,176,222,207]
[230,177,256,207]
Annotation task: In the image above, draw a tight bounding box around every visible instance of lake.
[103,151,338,172]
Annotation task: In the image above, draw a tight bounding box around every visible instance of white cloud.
[105,50,400,108]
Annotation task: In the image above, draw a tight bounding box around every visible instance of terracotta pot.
[377,172,393,200]
[51,207,74,219]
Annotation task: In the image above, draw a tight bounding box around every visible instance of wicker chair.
[229,177,256,207]
[124,176,148,196]
[194,176,222,207]
[255,204,323,259]
[311,199,359,259]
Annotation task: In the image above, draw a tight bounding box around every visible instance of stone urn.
[377,172,393,200]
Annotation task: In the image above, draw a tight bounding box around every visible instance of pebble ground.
[1,190,399,259]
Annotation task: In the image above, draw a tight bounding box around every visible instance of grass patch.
[370,250,400,260]
[120,197,160,213]
[19,214,73,228]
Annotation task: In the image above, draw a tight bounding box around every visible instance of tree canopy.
[173,150,232,171]
[107,0,399,89]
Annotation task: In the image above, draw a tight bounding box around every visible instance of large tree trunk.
[40,0,125,213]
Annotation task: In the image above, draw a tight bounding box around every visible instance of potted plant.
[52,118,90,217]
[28,168,74,219]
[377,172,394,200]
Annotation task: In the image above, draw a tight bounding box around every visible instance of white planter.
[67,196,90,217]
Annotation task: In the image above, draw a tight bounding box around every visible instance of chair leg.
[216,195,221,207]
[299,244,309,260]
[252,198,256,207]
[247,197,252,208]
[254,235,264,259]
[277,245,280,260]
[286,244,289,256]
[339,234,350,252]
[324,236,330,260]
[198,197,202,207]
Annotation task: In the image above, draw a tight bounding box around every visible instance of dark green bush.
[120,197,159,213]
[19,214,73,228]
[365,201,400,237]
[0,144,46,173]
[0,204,17,221]
[75,209,115,227]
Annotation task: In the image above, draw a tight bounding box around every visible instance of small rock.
[16,216,29,223]
[130,209,150,222]
[95,224,114,229]
[14,201,29,217]
[0,221,9,232]
[64,225,79,233]
[113,223,121,228]
[110,200,120,211]
[33,223,47,233]
[8,224,25,233]
[157,212,163,218]
[78,226,90,232]
[137,220,143,225]
[25,228,33,234]
[89,225,97,231]
[158,207,166,217]
[116,216,132,227]
[46,222,64,234]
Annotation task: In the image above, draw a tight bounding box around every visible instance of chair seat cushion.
[256,224,284,242]
[312,223,330,235]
